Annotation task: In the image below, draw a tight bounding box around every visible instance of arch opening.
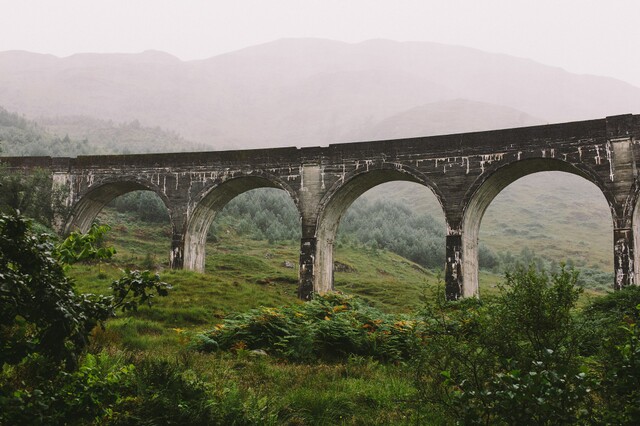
[98,190,173,270]
[184,176,300,272]
[315,168,445,296]
[464,158,615,297]
[66,180,170,234]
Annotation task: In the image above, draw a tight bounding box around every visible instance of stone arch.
[65,176,171,234]
[461,158,616,297]
[183,174,300,272]
[314,164,445,294]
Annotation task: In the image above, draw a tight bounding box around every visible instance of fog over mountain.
[0,37,628,274]
[1,38,639,150]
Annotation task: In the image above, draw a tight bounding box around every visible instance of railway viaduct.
[3,114,640,300]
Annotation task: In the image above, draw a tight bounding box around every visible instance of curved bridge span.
[4,114,640,300]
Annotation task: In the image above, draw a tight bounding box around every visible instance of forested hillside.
[0,106,201,156]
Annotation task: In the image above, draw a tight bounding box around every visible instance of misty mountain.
[1,38,639,150]
[353,99,544,141]
[0,39,628,275]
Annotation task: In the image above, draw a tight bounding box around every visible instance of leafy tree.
[414,267,594,424]
[0,213,170,370]
[110,190,169,223]
[593,312,640,424]
[56,223,115,265]
[0,214,112,368]
[0,166,69,228]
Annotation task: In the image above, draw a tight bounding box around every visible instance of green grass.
[60,207,611,424]
[77,206,603,320]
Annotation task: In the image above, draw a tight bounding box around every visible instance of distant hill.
[0,106,202,156]
[1,39,639,150]
[352,99,544,141]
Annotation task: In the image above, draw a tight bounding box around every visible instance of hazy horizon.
[2,1,640,88]
[5,36,639,90]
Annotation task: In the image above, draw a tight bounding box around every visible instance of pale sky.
[2,0,640,87]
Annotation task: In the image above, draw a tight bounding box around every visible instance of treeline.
[210,189,301,243]
[0,107,91,156]
[0,166,68,229]
[111,189,498,270]
[109,189,612,287]
[37,115,205,155]
[0,106,202,157]
[338,198,499,270]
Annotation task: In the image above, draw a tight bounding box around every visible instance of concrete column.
[170,235,184,269]
[51,171,74,234]
[168,204,188,270]
[298,237,316,300]
[297,164,325,300]
[445,234,463,300]
[614,228,634,289]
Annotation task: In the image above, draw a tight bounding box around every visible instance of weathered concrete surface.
[2,114,640,300]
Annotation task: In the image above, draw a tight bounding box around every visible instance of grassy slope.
[78,202,598,321]
[78,209,451,318]
[71,207,506,348]
[361,172,613,272]
[70,210,442,424]
[66,207,603,423]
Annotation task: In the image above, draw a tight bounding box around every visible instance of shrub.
[1,212,170,370]
[0,214,112,368]
[0,352,135,425]
[195,294,419,363]
[414,266,595,425]
[581,289,640,423]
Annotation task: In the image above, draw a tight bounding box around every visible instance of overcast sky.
[2,0,640,87]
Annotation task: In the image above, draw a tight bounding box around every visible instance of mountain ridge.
[1,38,638,150]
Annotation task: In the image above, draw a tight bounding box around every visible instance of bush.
[0,352,136,425]
[1,211,171,368]
[580,288,640,423]
[414,267,595,424]
[0,214,112,368]
[195,294,419,363]
[0,352,273,425]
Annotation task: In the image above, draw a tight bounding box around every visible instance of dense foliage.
[0,106,91,156]
[0,214,111,368]
[2,210,640,424]
[0,166,69,228]
[196,293,417,363]
[0,213,170,369]
[414,268,590,424]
